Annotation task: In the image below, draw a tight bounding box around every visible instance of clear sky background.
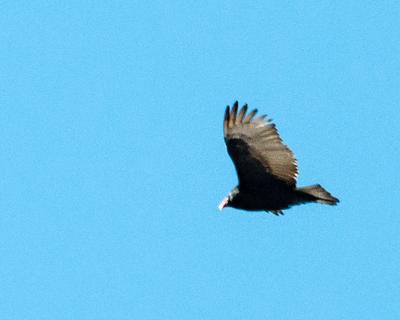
[1,1,399,319]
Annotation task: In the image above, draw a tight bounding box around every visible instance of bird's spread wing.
[224,101,298,189]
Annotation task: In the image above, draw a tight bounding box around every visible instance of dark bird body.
[219,102,339,215]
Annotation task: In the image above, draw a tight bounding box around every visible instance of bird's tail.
[296,184,339,205]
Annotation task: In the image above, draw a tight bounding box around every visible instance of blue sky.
[1,1,399,319]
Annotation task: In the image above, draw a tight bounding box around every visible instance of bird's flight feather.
[224,101,298,189]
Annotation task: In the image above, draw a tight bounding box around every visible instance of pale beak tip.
[218,197,228,211]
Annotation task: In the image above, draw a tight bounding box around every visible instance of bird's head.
[218,187,239,211]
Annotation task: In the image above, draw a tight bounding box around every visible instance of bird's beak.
[218,197,229,211]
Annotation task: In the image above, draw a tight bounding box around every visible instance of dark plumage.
[219,101,339,215]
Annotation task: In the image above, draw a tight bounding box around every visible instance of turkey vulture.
[219,101,339,215]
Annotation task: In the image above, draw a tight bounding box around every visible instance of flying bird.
[219,101,339,215]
